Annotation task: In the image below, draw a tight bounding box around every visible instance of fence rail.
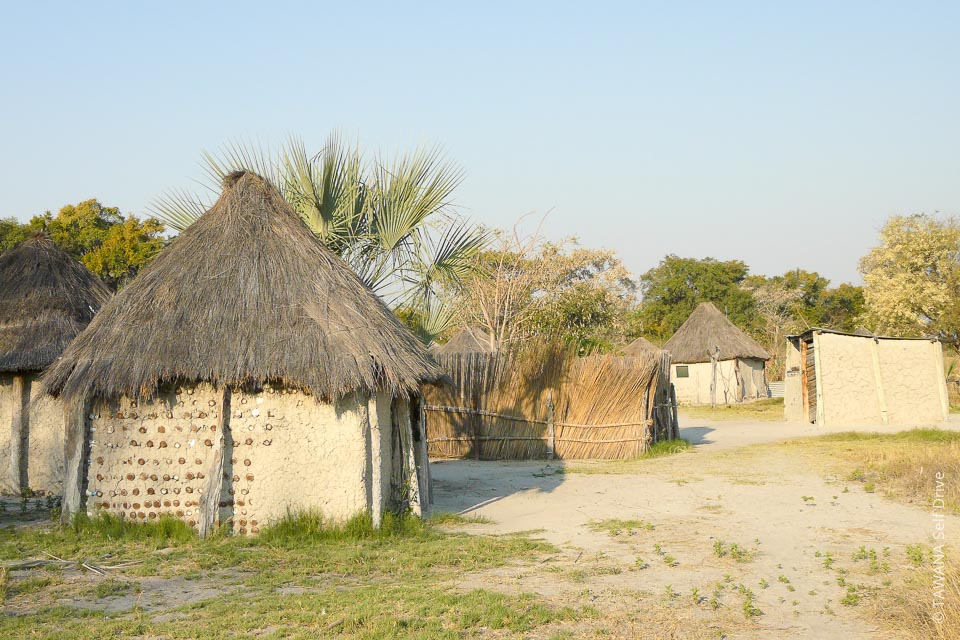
[423,349,678,460]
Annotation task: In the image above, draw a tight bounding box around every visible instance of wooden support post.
[812,332,826,426]
[363,395,381,528]
[545,390,555,460]
[199,387,231,538]
[869,338,889,425]
[397,401,423,517]
[417,399,433,507]
[9,375,29,495]
[670,384,679,440]
[61,396,89,525]
[710,346,719,409]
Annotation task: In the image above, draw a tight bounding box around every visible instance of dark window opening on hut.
[676,365,689,378]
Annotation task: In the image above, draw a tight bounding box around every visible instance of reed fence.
[423,349,678,460]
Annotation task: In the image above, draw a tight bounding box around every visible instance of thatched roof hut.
[664,302,769,364]
[430,326,495,356]
[0,235,110,374]
[45,172,442,403]
[663,302,769,405]
[0,235,110,495]
[50,171,439,532]
[623,336,659,357]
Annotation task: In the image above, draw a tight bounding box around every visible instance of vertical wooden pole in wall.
[417,399,433,507]
[199,387,231,538]
[869,338,889,425]
[545,389,555,460]
[812,332,826,426]
[366,395,382,528]
[9,375,29,495]
[61,396,89,525]
[670,384,679,440]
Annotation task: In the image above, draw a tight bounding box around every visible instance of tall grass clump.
[70,513,196,546]
[642,439,691,459]
[255,510,428,548]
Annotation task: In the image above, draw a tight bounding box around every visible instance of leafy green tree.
[153,134,487,342]
[3,200,167,289]
[860,213,960,347]
[0,218,31,253]
[80,215,167,288]
[637,256,758,340]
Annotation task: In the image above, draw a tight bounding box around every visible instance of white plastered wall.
[672,359,764,405]
[783,340,804,423]
[0,372,66,495]
[0,374,13,493]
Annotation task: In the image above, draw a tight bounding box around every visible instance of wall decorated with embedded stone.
[85,384,222,527]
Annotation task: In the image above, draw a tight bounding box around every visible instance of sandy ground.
[432,414,960,639]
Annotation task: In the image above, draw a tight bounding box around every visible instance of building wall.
[672,359,765,405]
[83,382,407,533]
[228,386,373,533]
[27,377,66,493]
[816,333,883,426]
[783,340,804,423]
[785,332,948,426]
[876,339,948,425]
[0,373,66,495]
[85,384,223,527]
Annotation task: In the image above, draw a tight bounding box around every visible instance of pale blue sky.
[2,1,957,284]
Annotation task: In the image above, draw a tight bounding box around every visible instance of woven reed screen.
[423,350,678,460]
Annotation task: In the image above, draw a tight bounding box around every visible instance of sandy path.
[432,419,958,638]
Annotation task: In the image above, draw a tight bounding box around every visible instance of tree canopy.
[0,200,166,289]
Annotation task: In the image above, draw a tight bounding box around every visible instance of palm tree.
[152,133,488,341]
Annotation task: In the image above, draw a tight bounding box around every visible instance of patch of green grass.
[642,439,692,458]
[712,540,757,563]
[682,398,784,422]
[92,579,136,599]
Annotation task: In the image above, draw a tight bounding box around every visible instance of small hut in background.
[663,302,770,405]
[623,336,659,357]
[430,326,495,356]
[44,171,442,533]
[0,236,110,495]
[784,328,949,426]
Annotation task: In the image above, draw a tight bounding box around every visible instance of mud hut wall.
[876,339,948,425]
[0,373,67,495]
[228,386,370,532]
[27,376,66,493]
[783,340,804,423]
[369,391,394,513]
[85,384,222,528]
[815,333,885,426]
[672,359,743,405]
[740,358,768,399]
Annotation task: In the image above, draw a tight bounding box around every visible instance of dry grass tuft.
[869,549,959,640]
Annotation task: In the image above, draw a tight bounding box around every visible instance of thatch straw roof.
[663,302,770,364]
[44,171,442,402]
[431,326,495,356]
[623,336,659,357]
[0,236,110,374]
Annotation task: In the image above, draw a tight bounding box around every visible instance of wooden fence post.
[61,396,89,525]
[670,384,679,440]
[472,391,481,460]
[546,390,555,460]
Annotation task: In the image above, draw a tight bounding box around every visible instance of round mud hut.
[663,302,770,405]
[0,235,111,495]
[44,171,443,534]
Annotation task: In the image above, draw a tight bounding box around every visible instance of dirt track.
[432,415,960,638]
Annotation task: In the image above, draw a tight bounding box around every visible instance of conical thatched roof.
[663,302,770,364]
[0,236,111,374]
[623,336,659,357]
[431,326,495,356]
[44,171,442,402]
